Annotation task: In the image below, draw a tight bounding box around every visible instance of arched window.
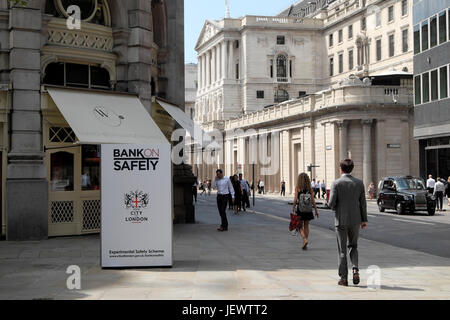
[45,0,111,26]
[274,89,289,103]
[276,54,287,78]
[43,62,111,89]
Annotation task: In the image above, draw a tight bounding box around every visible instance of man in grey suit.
[328,159,368,287]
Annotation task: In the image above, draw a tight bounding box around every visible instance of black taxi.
[377,176,436,216]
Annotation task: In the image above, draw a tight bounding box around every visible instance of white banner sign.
[101,144,172,268]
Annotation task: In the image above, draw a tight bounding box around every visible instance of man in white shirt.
[259,180,265,194]
[427,175,436,195]
[213,169,235,231]
[434,177,445,211]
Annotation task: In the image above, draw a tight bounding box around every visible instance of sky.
[184,0,299,64]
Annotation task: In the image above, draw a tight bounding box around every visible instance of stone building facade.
[190,0,419,195]
[0,0,185,240]
[185,63,198,121]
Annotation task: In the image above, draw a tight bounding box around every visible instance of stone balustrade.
[225,85,413,130]
[46,18,114,52]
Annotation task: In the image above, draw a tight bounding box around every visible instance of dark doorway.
[426,147,450,180]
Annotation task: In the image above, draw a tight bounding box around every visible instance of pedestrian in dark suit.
[328,159,368,287]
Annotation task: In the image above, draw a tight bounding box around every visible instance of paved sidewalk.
[0,197,450,300]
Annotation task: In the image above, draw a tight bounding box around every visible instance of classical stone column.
[362,119,373,193]
[211,47,216,84]
[198,55,202,89]
[337,120,349,161]
[206,50,211,87]
[222,41,228,80]
[228,40,234,79]
[216,45,221,82]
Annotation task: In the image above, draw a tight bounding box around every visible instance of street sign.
[101,144,173,268]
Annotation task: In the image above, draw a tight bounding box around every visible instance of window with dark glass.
[298,91,306,98]
[329,57,334,76]
[430,15,437,48]
[270,59,274,78]
[440,66,448,99]
[422,20,429,51]
[349,49,354,70]
[439,11,447,44]
[348,25,353,39]
[66,63,89,88]
[90,66,110,89]
[389,34,395,57]
[50,152,74,192]
[361,17,366,31]
[414,24,420,54]
[289,60,292,78]
[277,36,285,45]
[43,62,65,86]
[388,6,394,22]
[414,75,421,105]
[423,72,430,103]
[43,62,110,89]
[236,63,239,79]
[329,34,334,47]
[402,0,408,16]
[274,89,289,103]
[82,145,100,191]
[376,39,382,61]
[257,91,264,99]
[276,55,287,78]
[338,53,343,73]
[338,29,343,43]
[431,69,438,101]
[402,29,408,52]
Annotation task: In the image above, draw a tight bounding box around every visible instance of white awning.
[47,88,169,145]
[156,98,213,148]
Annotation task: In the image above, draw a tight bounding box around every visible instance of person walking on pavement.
[427,175,436,195]
[228,176,234,210]
[315,180,321,199]
[213,169,235,232]
[447,177,450,207]
[368,182,376,201]
[239,173,250,211]
[259,179,265,195]
[434,177,445,212]
[232,174,243,214]
[291,173,319,250]
[281,180,286,197]
[328,159,368,287]
[200,180,207,196]
[321,180,327,199]
[207,180,212,196]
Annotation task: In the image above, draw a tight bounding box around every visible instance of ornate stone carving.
[200,23,219,46]
[46,18,113,52]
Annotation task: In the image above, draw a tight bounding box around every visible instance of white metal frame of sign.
[47,87,173,268]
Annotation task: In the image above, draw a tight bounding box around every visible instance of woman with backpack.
[291,173,319,250]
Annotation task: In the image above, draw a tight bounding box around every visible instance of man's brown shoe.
[338,279,348,287]
[353,268,360,285]
[217,227,228,232]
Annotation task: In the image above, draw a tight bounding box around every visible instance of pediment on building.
[195,20,222,49]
